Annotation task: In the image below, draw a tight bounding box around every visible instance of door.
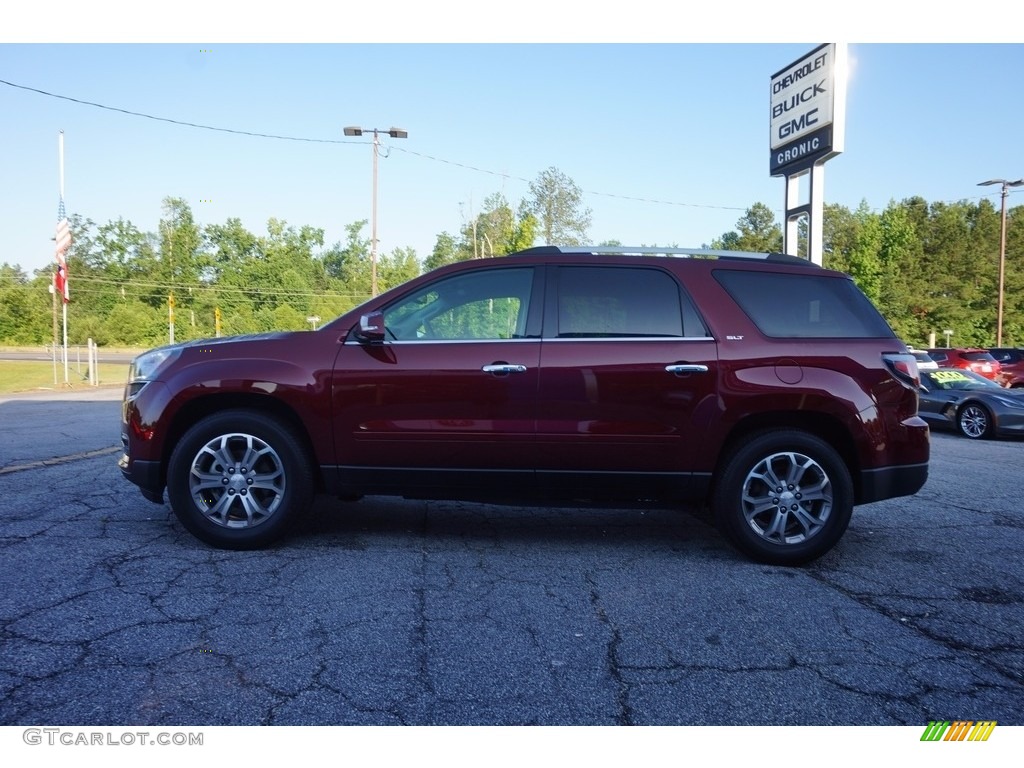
[332,266,542,495]
[535,264,718,497]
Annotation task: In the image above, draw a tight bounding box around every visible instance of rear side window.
[554,266,705,338]
[714,270,894,339]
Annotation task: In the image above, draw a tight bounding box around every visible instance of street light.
[978,178,1023,347]
[344,126,408,297]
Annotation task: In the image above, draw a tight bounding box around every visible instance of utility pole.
[343,126,408,296]
[977,178,1023,347]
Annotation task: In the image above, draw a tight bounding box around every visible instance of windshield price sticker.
[932,370,970,383]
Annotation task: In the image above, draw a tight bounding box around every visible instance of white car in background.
[910,349,938,370]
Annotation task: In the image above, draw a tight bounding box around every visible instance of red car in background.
[989,348,1024,388]
[926,348,1002,381]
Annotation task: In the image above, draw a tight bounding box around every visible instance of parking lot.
[0,387,1021,726]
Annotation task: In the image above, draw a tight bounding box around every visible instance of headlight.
[128,346,183,383]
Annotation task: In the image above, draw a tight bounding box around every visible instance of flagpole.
[59,130,68,386]
[51,282,58,386]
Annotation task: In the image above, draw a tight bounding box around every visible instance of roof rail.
[511,245,814,266]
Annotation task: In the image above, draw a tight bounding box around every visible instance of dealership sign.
[770,43,846,175]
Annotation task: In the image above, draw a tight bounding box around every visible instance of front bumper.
[993,411,1024,437]
[118,451,165,503]
[120,379,172,504]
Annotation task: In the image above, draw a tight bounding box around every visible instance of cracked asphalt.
[1,387,1021,725]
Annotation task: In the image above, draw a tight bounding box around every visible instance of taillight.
[882,353,921,391]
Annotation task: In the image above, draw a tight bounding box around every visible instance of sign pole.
[769,44,848,265]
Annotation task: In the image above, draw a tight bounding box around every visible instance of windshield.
[923,369,1000,391]
[960,351,997,362]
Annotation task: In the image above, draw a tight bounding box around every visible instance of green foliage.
[0,265,50,344]
[712,203,783,252]
[424,232,460,272]
[524,167,591,246]
[845,201,884,304]
[0,200,422,347]
[712,198,1023,347]
[4,186,1023,352]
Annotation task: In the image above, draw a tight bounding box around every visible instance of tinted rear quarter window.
[714,270,894,339]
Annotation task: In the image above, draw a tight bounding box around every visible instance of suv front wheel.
[166,409,314,549]
[712,430,854,566]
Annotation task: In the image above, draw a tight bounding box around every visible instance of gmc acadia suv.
[120,247,929,565]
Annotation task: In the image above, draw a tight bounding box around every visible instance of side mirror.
[355,311,386,343]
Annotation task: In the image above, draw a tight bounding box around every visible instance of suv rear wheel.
[712,430,854,566]
[166,410,314,549]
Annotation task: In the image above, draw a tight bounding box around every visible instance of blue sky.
[3,12,1023,278]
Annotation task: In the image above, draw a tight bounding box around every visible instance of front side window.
[383,268,534,341]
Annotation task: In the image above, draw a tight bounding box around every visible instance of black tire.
[712,430,854,566]
[957,402,994,440]
[166,409,314,549]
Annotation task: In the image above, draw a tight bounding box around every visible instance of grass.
[0,360,129,394]
[0,345,146,355]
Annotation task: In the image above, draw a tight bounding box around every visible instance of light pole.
[344,126,408,297]
[978,178,1023,347]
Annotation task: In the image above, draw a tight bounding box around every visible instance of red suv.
[989,348,1024,388]
[120,247,929,565]
[925,348,1002,381]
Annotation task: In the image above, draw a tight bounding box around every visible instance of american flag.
[54,197,70,303]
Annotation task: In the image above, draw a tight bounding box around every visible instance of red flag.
[54,264,69,303]
[55,198,70,303]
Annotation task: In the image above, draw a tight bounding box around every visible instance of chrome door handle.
[665,364,709,374]
[482,364,528,374]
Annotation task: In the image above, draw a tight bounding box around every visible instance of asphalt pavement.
[0,387,1021,729]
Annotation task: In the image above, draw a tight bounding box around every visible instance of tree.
[425,232,460,271]
[845,201,884,305]
[524,167,591,246]
[322,220,372,296]
[710,203,783,253]
[377,246,420,292]
[0,264,50,343]
[455,193,539,259]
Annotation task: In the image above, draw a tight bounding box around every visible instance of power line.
[1,77,750,213]
[0,78,355,144]
[6,77,1019,222]
[68,273,369,299]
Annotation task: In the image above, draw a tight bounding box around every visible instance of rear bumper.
[857,461,929,504]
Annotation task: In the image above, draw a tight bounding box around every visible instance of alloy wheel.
[188,433,286,528]
[740,451,832,545]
